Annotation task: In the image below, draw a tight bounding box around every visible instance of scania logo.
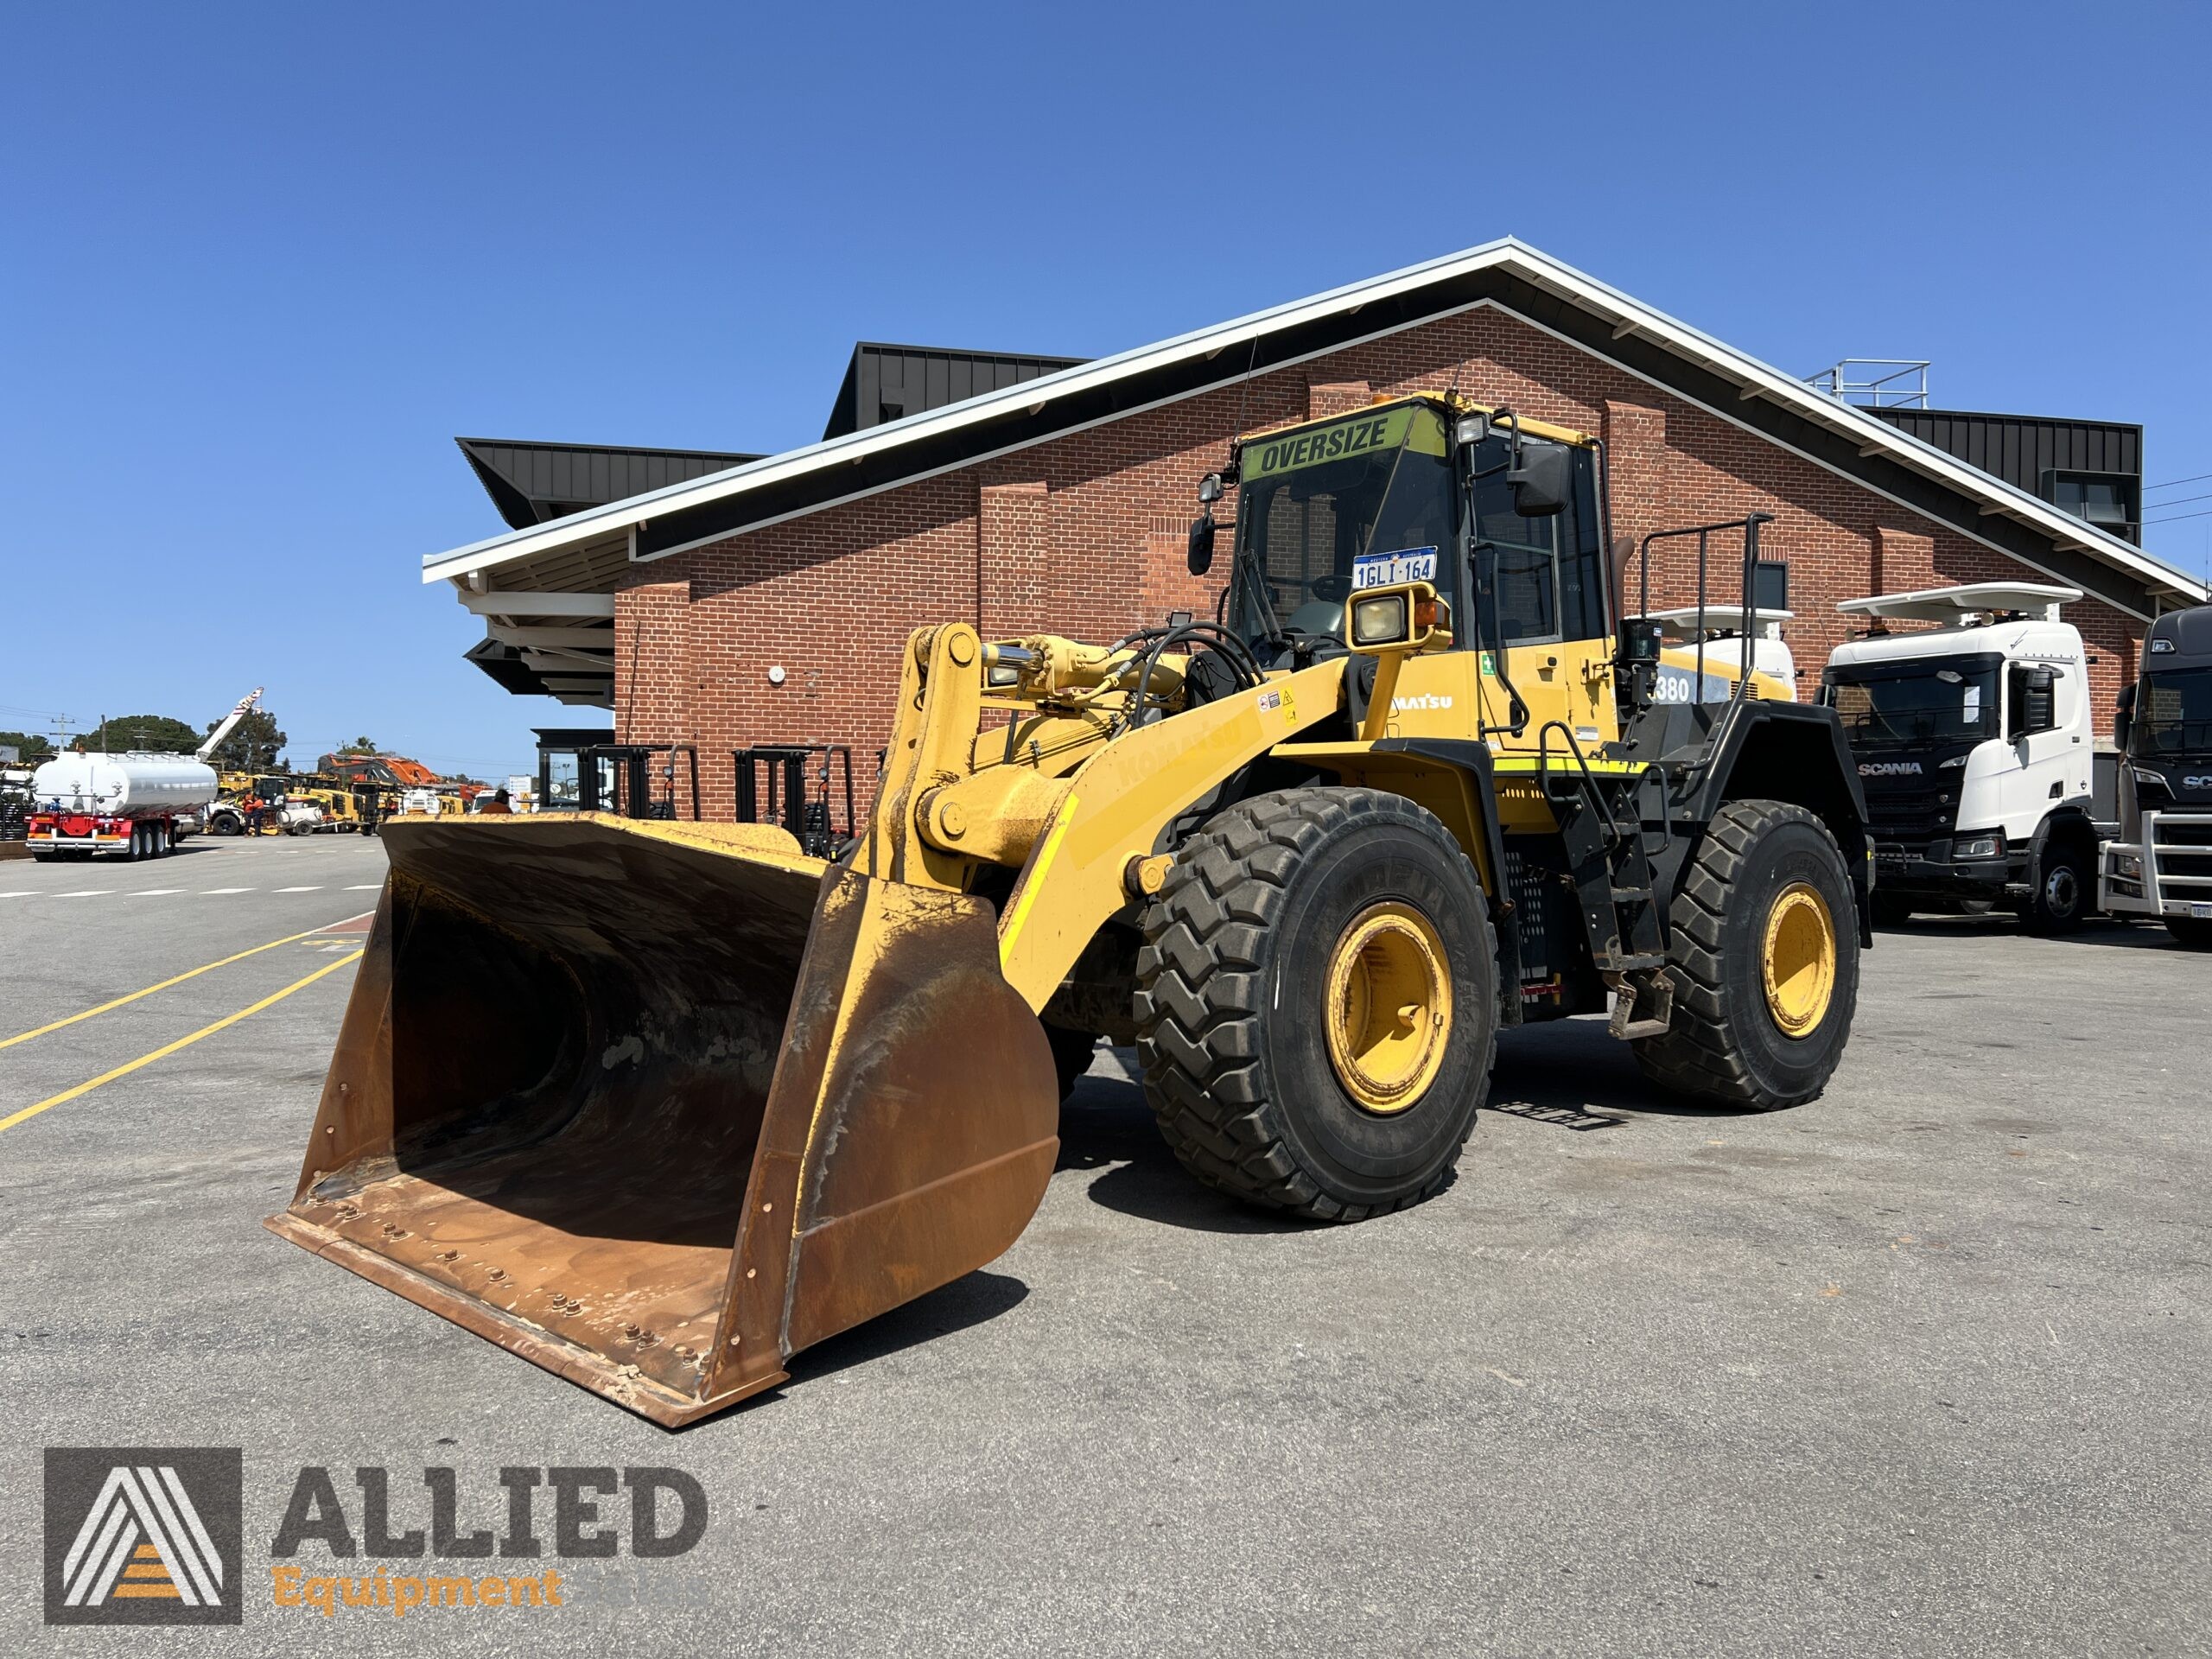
[1858,761,1923,778]
[2184,775,2212,791]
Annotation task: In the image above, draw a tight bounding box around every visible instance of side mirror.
[1186,514,1216,575]
[1197,471,1224,505]
[2113,683,2134,750]
[1508,442,1570,517]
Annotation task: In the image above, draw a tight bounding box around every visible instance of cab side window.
[1470,440,1607,645]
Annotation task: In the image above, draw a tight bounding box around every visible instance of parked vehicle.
[2100,603,2212,947]
[1820,584,2109,931]
[23,688,261,861]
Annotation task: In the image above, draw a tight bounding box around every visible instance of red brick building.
[429,241,2201,817]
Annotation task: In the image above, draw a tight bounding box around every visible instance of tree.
[338,737,379,755]
[206,708,286,771]
[92,714,202,753]
[0,730,55,764]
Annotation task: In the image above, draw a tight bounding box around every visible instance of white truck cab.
[2100,603,2212,948]
[1819,582,2107,931]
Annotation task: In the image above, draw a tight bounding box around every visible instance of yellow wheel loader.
[270,394,1873,1425]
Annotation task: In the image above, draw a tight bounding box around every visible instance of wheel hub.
[1324,902,1452,1114]
[1761,881,1836,1038]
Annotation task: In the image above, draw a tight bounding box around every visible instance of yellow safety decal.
[998,791,1080,966]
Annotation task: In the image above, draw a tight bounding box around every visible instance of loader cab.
[1221,397,1615,753]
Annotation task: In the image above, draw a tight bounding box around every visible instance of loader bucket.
[265,814,1059,1427]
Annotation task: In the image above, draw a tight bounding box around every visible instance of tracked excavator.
[270,394,1873,1424]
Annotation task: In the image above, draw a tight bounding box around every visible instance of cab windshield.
[2136,667,2212,756]
[1821,658,2001,748]
[1231,403,1454,639]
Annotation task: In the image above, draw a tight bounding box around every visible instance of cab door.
[1465,441,1618,757]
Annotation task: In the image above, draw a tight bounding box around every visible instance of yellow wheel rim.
[1761,881,1836,1038]
[1324,901,1452,1114]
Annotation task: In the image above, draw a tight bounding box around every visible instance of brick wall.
[615,308,2144,822]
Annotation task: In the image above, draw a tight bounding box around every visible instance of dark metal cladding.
[822,342,1089,441]
[1872,407,2145,545]
[265,815,1059,1427]
[456,438,765,531]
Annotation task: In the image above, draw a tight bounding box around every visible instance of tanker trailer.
[27,752,219,861]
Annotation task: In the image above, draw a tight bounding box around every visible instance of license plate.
[2193,902,2212,920]
[1351,546,1437,589]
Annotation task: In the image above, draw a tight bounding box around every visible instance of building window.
[2044,470,2139,543]
[1754,558,1789,613]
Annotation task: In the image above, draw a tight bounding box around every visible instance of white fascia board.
[458,590,616,617]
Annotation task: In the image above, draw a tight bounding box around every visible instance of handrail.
[1629,512,1775,711]
[1535,719,1621,844]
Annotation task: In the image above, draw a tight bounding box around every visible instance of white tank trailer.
[26,752,219,861]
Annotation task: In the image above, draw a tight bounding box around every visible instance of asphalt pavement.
[1,833,2206,1656]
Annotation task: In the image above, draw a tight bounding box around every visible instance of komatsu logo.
[1391,694,1454,712]
[1858,761,1923,778]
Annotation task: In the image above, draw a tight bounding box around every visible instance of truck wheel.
[2165,918,2212,950]
[2018,834,2091,935]
[1135,787,1497,1221]
[1634,799,1859,1110]
[1046,1026,1098,1101]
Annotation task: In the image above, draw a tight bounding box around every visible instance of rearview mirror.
[1509,443,1570,517]
[1187,514,1216,575]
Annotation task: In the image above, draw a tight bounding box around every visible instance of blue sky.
[5,1,2206,776]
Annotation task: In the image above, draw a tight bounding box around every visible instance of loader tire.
[1633,799,1858,1110]
[1135,787,1496,1221]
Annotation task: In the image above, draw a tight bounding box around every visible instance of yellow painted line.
[0,924,345,1052]
[0,950,363,1135]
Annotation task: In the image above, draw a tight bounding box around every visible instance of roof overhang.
[423,238,2205,621]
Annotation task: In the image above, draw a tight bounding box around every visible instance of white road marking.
[130,889,184,896]
[344,884,380,891]
[55,890,114,898]
[0,890,38,899]
[274,886,322,893]
[200,887,254,894]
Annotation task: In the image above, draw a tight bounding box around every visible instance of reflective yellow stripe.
[1489,757,1647,776]
[998,792,1079,967]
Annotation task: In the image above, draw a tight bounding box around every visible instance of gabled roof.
[425,239,2205,619]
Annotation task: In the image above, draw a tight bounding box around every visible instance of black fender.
[1667,698,1875,947]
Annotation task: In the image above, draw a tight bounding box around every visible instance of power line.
[2139,491,2212,512]
[2145,471,2212,492]
[2143,508,2212,527]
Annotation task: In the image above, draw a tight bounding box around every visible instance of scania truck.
[1819,584,2108,932]
[2099,603,2212,948]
